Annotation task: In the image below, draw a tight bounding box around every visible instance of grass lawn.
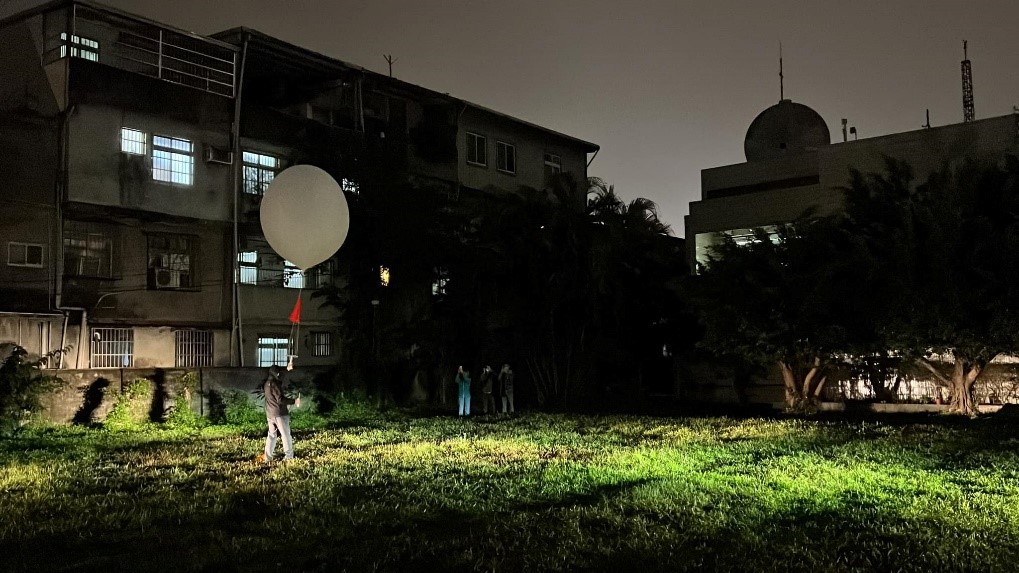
[3,408,1019,572]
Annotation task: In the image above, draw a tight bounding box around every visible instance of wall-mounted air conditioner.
[203,145,233,165]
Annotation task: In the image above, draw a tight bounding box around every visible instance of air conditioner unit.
[155,268,182,289]
[203,145,233,165]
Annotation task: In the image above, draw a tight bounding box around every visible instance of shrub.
[104,379,152,431]
[165,372,206,430]
[223,389,264,426]
[0,344,66,436]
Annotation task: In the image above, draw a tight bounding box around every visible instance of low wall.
[39,366,332,424]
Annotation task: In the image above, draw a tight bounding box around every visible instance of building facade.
[0,1,598,372]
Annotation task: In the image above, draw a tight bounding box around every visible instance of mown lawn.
[3,408,1019,572]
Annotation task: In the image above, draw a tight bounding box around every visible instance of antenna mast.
[961,40,974,122]
[779,42,784,101]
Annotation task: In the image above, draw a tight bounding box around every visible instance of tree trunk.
[948,359,982,416]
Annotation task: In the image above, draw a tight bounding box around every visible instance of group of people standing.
[455,363,514,417]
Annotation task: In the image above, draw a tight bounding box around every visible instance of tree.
[0,344,65,435]
[842,156,1019,415]
[692,219,857,411]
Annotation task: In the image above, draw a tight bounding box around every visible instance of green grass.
[3,410,1019,572]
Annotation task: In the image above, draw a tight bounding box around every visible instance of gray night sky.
[4,0,1019,235]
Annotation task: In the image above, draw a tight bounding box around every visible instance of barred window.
[257,336,289,367]
[242,151,282,195]
[284,260,304,289]
[91,327,133,368]
[312,332,332,357]
[60,33,99,61]
[175,330,212,367]
[120,128,147,155]
[152,135,194,185]
[238,251,258,285]
[148,234,197,290]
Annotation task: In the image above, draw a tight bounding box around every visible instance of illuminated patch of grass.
[2,412,1019,571]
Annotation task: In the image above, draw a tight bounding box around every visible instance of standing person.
[499,364,515,414]
[257,365,301,462]
[480,365,497,414]
[455,365,472,416]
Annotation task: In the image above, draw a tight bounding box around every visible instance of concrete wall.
[37,366,331,424]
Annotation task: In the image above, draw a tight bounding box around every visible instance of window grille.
[60,32,99,61]
[148,234,196,289]
[284,261,304,289]
[257,337,289,367]
[175,330,212,367]
[63,221,114,278]
[312,332,332,357]
[242,151,281,195]
[237,251,258,284]
[120,128,147,155]
[152,135,194,185]
[91,327,133,368]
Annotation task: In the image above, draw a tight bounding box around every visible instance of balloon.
[260,165,350,271]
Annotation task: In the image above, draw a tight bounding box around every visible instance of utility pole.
[962,41,974,122]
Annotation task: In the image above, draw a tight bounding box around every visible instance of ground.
[3,408,1019,572]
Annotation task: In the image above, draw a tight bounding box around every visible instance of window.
[60,33,99,61]
[152,135,194,185]
[432,266,449,297]
[310,261,335,289]
[466,132,487,166]
[175,330,213,367]
[120,128,147,155]
[379,265,391,287]
[312,332,333,357]
[284,260,304,289]
[341,178,360,196]
[257,336,289,367]
[147,234,196,290]
[496,141,516,174]
[242,151,281,195]
[544,153,562,186]
[63,221,114,278]
[238,251,258,285]
[91,327,133,368]
[8,242,43,268]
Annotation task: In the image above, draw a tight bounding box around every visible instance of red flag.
[289,296,302,324]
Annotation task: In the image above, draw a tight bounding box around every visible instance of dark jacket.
[499,371,514,395]
[481,370,493,393]
[264,374,295,418]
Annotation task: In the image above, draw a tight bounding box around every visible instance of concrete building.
[686,98,1019,268]
[0,1,598,373]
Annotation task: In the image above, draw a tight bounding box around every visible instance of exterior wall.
[457,106,590,193]
[0,13,64,116]
[66,101,233,221]
[0,315,62,361]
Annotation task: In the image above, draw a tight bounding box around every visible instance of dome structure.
[744,99,830,162]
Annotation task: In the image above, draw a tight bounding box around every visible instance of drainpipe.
[231,32,250,367]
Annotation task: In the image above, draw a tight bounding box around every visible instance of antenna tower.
[961,41,974,122]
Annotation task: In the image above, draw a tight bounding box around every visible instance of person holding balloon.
[257,364,301,462]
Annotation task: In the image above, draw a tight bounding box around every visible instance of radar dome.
[744,99,830,161]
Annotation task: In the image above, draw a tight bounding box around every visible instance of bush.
[104,379,152,431]
[165,372,206,430]
[0,344,66,436]
[222,389,264,426]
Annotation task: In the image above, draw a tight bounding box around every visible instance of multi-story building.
[685,97,1019,269]
[0,1,598,373]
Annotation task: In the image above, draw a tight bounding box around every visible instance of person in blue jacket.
[455,365,472,416]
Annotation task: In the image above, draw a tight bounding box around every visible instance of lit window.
[242,151,281,195]
[284,260,304,289]
[120,128,147,155]
[147,234,196,290]
[432,266,448,296]
[342,178,359,195]
[466,132,487,166]
[175,330,213,367]
[152,135,194,185]
[496,141,516,174]
[63,221,114,278]
[237,251,258,285]
[257,336,289,367]
[379,265,391,287]
[7,242,44,268]
[60,33,99,62]
[312,332,333,357]
[91,327,133,368]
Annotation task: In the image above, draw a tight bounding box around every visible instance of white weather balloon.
[260,165,350,271]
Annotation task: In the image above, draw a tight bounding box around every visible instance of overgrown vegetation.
[103,379,153,431]
[3,411,1019,571]
[0,344,65,436]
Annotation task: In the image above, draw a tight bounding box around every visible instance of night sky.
[4,0,1018,235]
